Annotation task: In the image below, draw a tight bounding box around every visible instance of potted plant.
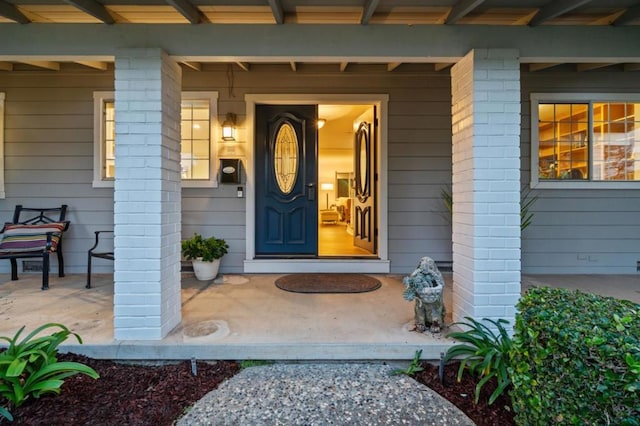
[181,233,229,280]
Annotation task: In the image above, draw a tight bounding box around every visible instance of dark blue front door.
[255,105,318,256]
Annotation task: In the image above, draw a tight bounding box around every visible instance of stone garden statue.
[402,256,446,333]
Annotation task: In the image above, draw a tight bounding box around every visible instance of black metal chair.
[0,205,70,290]
[86,230,114,288]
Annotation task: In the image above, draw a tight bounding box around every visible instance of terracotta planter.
[191,258,221,281]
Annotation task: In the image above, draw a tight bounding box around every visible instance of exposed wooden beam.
[75,60,108,70]
[576,63,616,72]
[267,0,284,25]
[340,62,348,72]
[361,0,381,25]
[528,63,561,72]
[289,62,297,72]
[0,0,30,24]
[529,0,595,26]
[624,63,640,72]
[613,5,640,26]
[236,62,250,72]
[181,61,201,71]
[0,62,13,71]
[20,61,60,71]
[446,0,485,24]
[166,0,202,24]
[434,63,454,71]
[589,10,625,25]
[387,62,401,72]
[63,0,115,24]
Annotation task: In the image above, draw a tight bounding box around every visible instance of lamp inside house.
[222,113,236,141]
[320,182,334,210]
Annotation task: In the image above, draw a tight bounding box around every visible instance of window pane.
[537,103,588,180]
[104,101,115,179]
[593,102,639,181]
[181,100,210,181]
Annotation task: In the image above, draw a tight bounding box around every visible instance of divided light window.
[93,91,219,188]
[531,93,640,188]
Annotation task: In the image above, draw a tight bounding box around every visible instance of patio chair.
[0,205,70,290]
[86,230,114,289]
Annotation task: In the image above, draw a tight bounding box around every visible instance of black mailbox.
[220,159,242,184]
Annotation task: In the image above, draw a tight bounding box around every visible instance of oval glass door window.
[274,122,298,194]
[355,122,370,201]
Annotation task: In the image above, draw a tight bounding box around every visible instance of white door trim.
[244,94,389,274]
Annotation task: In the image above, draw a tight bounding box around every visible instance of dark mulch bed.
[2,354,514,425]
[412,361,516,426]
[2,353,240,426]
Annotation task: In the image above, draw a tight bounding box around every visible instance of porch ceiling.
[0,1,639,72]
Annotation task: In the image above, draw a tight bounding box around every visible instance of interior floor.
[318,222,374,257]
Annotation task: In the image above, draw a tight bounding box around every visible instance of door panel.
[353,106,377,253]
[255,105,318,256]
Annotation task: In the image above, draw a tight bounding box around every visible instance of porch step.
[62,342,455,362]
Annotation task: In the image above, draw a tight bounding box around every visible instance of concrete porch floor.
[0,272,638,361]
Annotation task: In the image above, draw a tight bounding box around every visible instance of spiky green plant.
[391,349,424,376]
[443,317,512,405]
[0,323,99,420]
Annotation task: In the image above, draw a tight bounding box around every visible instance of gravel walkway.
[178,363,475,426]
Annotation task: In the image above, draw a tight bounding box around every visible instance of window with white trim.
[0,92,5,198]
[531,93,640,188]
[93,91,219,188]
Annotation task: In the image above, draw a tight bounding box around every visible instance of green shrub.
[510,287,640,425]
[0,323,100,421]
[391,349,424,376]
[181,233,228,262]
[444,317,512,404]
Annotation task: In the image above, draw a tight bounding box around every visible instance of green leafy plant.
[392,349,424,376]
[511,287,640,425]
[0,323,99,421]
[443,317,512,405]
[440,186,537,231]
[181,233,229,262]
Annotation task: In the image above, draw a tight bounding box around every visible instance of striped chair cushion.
[0,223,66,253]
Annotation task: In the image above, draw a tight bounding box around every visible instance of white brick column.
[450,49,521,326]
[113,48,182,340]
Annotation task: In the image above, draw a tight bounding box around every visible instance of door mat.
[275,273,382,294]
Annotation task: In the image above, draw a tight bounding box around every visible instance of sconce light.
[222,113,237,141]
[317,118,326,129]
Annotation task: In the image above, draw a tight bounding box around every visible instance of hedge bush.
[510,287,640,425]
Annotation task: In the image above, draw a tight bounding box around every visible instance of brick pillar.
[450,49,521,327]
[113,49,182,340]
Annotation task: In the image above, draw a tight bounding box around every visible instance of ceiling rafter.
[528,63,561,72]
[361,0,380,25]
[340,62,348,72]
[289,62,297,72]
[576,63,616,72]
[624,64,640,71]
[0,0,30,24]
[387,62,401,72]
[75,60,108,70]
[0,62,13,71]
[529,0,595,26]
[181,61,201,71]
[434,63,454,71]
[166,0,202,24]
[613,4,640,26]
[445,0,486,25]
[21,61,60,71]
[267,0,284,25]
[63,0,115,24]
[236,62,250,72]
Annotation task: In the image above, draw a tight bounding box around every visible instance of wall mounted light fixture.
[222,113,237,141]
[317,118,326,129]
